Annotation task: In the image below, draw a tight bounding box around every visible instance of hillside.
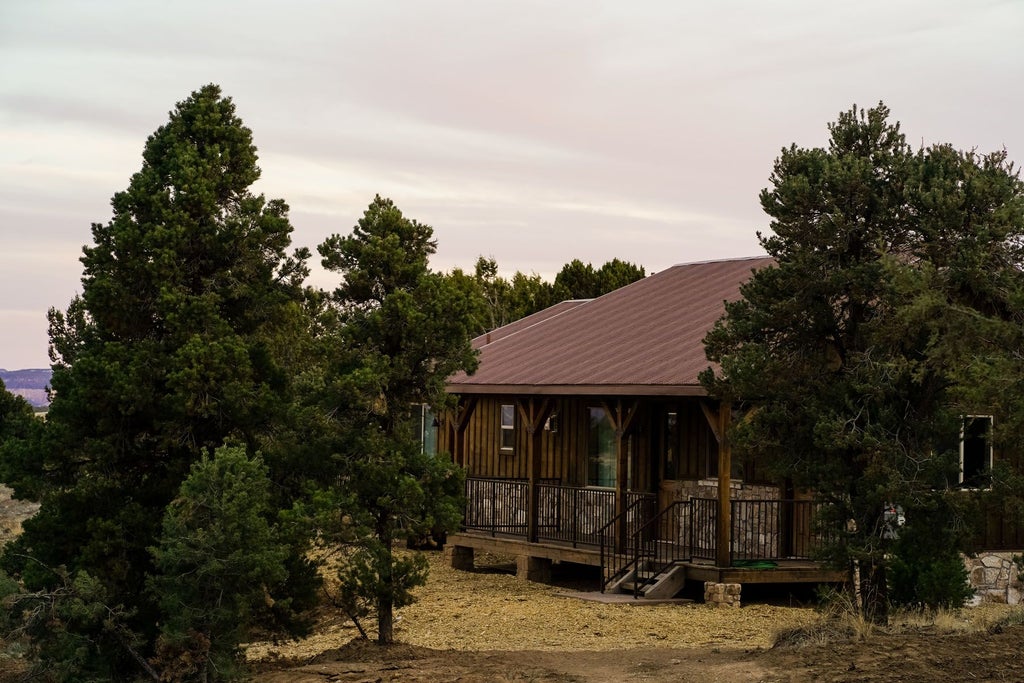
[0,368,52,408]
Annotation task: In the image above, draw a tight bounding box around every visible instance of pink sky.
[2,0,1022,368]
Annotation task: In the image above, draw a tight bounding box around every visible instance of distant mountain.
[0,368,52,408]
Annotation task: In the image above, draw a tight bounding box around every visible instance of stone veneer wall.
[662,479,779,506]
[965,552,1023,605]
[661,479,782,557]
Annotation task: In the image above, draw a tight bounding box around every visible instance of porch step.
[616,563,687,599]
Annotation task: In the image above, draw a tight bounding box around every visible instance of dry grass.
[246,549,823,662]
[771,588,1024,649]
[0,486,38,548]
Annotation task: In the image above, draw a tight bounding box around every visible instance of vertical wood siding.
[448,396,746,491]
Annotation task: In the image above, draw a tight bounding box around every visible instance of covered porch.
[449,474,846,597]
[441,395,846,600]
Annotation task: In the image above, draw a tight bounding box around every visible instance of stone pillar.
[516,555,552,583]
[446,545,474,571]
[704,581,742,607]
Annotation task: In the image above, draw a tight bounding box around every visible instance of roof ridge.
[665,254,771,269]
[476,299,593,349]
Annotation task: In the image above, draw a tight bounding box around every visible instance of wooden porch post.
[701,400,733,568]
[716,404,732,568]
[518,398,553,544]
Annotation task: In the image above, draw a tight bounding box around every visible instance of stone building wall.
[965,552,1023,605]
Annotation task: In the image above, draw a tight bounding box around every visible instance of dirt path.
[5,619,1020,682]
[254,641,773,683]
[247,549,1024,682]
[253,623,1024,683]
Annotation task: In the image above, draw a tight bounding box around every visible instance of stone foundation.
[965,552,1023,606]
[704,582,741,607]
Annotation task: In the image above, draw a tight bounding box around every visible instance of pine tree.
[0,85,309,676]
[702,103,1024,621]
[317,196,479,644]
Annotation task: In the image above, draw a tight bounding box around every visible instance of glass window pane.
[500,404,515,450]
[588,407,616,487]
[961,416,992,487]
[423,405,437,456]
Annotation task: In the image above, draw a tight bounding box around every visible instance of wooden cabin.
[440,257,845,602]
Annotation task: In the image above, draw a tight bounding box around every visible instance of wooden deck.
[448,530,847,586]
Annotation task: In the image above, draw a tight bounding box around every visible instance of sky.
[1,1,1022,369]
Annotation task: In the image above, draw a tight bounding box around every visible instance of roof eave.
[444,383,709,397]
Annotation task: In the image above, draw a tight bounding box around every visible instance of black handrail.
[626,500,693,597]
[598,493,656,592]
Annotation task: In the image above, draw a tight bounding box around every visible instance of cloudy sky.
[1,1,1022,369]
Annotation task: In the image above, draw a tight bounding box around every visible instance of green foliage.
[461,255,646,334]
[553,258,600,299]
[553,257,645,300]
[334,540,429,629]
[596,258,647,292]
[316,196,476,643]
[2,567,145,682]
[887,496,974,609]
[702,102,1024,621]
[0,84,312,675]
[148,446,288,681]
[0,379,44,499]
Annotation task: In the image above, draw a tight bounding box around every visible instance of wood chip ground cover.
[246,550,822,661]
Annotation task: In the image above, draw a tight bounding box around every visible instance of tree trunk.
[377,519,395,644]
[377,596,394,645]
[860,561,889,625]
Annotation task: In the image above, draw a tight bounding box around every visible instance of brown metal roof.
[448,256,772,397]
[472,299,590,348]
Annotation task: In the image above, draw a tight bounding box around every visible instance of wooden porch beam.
[454,396,478,431]
[516,397,552,434]
[700,400,722,444]
[447,396,478,468]
[517,398,555,543]
[600,399,640,436]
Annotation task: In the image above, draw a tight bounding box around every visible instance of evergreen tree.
[507,270,558,319]
[702,103,1024,622]
[0,85,309,676]
[317,196,479,644]
[0,379,42,497]
[596,258,646,292]
[148,446,288,681]
[464,256,643,336]
[553,258,600,299]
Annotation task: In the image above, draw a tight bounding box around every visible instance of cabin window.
[663,410,678,480]
[500,403,516,451]
[961,415,993,487]
[410,404,437,455]
[588,407,616,488]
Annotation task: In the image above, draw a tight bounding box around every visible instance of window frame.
[499,403,516,452]
[587,405,617,488]
[410,403,437,456]
[960,414,993,488]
